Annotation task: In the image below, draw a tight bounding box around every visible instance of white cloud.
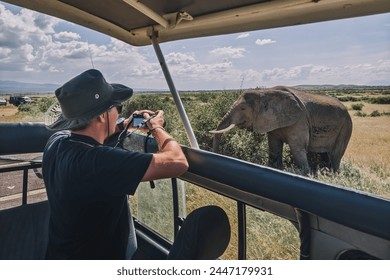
[249,60,390,86]
[236,33,250,39]
[54,31,81,41]
[255,39,276,46]
[0,4,388,89]
[0,4,163,86]
[166,52,197,65]
[209,46,246,59]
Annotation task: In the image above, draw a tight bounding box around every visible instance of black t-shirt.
[42,131,153,259]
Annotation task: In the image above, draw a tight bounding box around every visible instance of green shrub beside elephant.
[210,86,352,174]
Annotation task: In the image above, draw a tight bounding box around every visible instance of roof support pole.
[122,0,169,28]
[151,33,199,149]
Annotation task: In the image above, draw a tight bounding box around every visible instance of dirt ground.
[0,106,18,118]
[0,154,47,210]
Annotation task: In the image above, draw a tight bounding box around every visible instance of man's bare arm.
[141,111,188,181]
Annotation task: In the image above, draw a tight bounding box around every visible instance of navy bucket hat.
[46,69,133,130]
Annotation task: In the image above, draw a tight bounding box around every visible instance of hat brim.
[46,83,133,131]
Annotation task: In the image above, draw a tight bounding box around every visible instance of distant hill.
[293,84,390,90]
[1,80,389,94]
[0,80,165,94]
[0,80,59,94]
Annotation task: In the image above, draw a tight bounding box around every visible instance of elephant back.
[281,87,350,118]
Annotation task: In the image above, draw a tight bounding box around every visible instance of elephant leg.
[329,153,342,172]
[307,152,321,173]
[290,146,310,175]
[267,133,283,169]
[307,153,331,173]
[330,120,353,172]
[320,153,331,169]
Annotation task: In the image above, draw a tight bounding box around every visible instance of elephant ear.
[252,90,303,133]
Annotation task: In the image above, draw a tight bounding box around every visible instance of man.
[43,69,230,260]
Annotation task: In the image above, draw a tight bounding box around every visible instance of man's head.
[47,69,133,131]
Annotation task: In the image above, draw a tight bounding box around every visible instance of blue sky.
[0,2,389,90]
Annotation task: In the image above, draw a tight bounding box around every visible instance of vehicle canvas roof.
[4,0,390,46]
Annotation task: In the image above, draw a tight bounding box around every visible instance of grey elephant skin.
[210,86,352,174]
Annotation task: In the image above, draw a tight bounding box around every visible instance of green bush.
[188,91,240,150]
[217,129,268,165]
[37,96,56,113]
[17,103,35,112]
[370,110,381,117]
[123,93,179,137]
[14,96,56,121]
[351,103,364,111]
[337,96,360,102]
[367,96,390,104]
[354,111,367,117]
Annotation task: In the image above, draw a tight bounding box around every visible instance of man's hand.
[144,110,164,131]
[121,109,158,132]
[139,110,188,181]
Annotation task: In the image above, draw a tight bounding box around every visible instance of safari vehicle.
[0,0,389,260]
[9,96,33,106]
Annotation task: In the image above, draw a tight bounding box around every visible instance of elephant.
[210,86,352,174]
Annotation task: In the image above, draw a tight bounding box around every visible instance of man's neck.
[72,123,105,144]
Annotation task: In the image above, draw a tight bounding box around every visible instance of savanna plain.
[1,87,389,259]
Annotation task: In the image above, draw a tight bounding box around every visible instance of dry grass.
[346,115,390,168]
[0,104,43,122]
[185,185,300,260]
[0,105,18,119]
[185,185,239,260]
[345,101,390,115]
[341,103,390,199]
[344,103,390,169]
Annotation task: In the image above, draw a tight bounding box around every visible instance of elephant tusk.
[209,123,236,134]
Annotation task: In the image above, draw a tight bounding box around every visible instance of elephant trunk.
[210,112,235,152]
[212,133,222,153]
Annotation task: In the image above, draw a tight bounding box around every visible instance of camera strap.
[110,115,156,189]
[144,131,156,189]
[113,120,135,148]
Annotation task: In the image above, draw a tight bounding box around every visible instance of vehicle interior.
[1,0,389,260]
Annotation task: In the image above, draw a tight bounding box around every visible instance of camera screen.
[132,115,144,127]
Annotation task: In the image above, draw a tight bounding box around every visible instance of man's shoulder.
[49,130,71,142]
[51,130,71,140]
[44,131,71,151]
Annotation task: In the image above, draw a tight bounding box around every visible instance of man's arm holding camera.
[125,110,189,181]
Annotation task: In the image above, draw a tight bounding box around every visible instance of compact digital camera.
[132,114,156,128]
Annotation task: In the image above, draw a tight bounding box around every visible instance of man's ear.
[96,113,106,123]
